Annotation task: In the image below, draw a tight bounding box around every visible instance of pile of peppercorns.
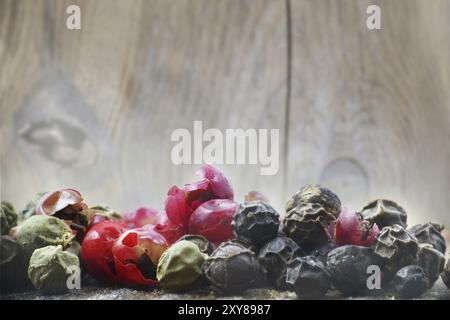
[1,165,449,299]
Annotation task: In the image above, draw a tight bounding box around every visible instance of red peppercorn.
[81,221,126,284]
[112,227,168,287]
[165,165,234,228]
[188,199,238,243]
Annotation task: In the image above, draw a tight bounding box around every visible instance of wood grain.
[1,0,449,227]
[0,0,287,213]
[288,0,450,226]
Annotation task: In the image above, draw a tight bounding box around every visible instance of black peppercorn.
[417,244,445,287]
[310,242,336,264]
[409,222,446,255]
[441,259,450,289]
[326,245,374,296]
[202,241,261,294]
[258,236,304,289]
[393,265,429,298]
[372,224,419,277]
[232,201,280,249]
[360,199,407,229]
[282,203,335,252]
[177,234,214,255]
[286,256,330,299]
[286,184,341,219]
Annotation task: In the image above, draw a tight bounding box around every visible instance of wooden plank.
[288,0,450,227]
[0,0,287,213]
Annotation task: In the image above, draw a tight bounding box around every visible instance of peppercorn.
[393,265,429,298]
[409,222,446,255]
[1,201,18,235]
[326,245,374,295]
[202,241,261,293]
[0,235,31,292]
[417,244,445,287]
[286,256,330,299]
[66,241,82,257]
[282,203,335,252]
[177,234,214,255]
[441,259,450,289]
[88,205,122,221]
[16,215,74,259]
[157,240,207,292]
[232,201,280,249]
[28,245,80,294]
[360,199,407,229]
[310,242,336,264]
[372,224,419,277]
[286,184,341,219]
[258,236,304,289]
[19,192,47,220]
[36,189,89,242]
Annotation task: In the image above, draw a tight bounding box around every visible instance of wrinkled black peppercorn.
[326,245,374,296]
[283,203,335,252]
[232,201,280,249]
[177,234,214,255]
[360,199,407,229]
[202,241,261,293]
[310,242,336,264]
[417,244,445,287]
[286,256,329,299]
[442,259,450,289]
[409,222,446,255]
[258,236,304,289]
[393,265,429,298]
[286,184,341,219]
[372,224,419,277]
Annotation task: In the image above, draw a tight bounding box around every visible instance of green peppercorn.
[157,240,207,292]
[16,215,74,259]
[28,245,80,294]
[1,201,18,235]
[0,235,31,292]
[177,234,214,255]
[19,192,47,220]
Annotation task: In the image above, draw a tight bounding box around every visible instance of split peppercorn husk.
[360,199,407,230]
[16,215,74,259]
[176,234,214,255]
[409,222,446,255]
[326,245,374,296]
[372,224,419,277]
[1,201,18,235]
[0,235,32,292]
[258,236,304,289]
[442,259,450,289]
[36,189,89,242]
[417,244,445,287]
[286,184,341,219]
[286,256,330,299]
[157,240,208,292]
[28,245,80,294]
[283,203,336,252]
[393,265,429,299]
[202,241,261,294]
[232,201,280,249]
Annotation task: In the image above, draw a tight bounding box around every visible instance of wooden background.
[1,0,449,227]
